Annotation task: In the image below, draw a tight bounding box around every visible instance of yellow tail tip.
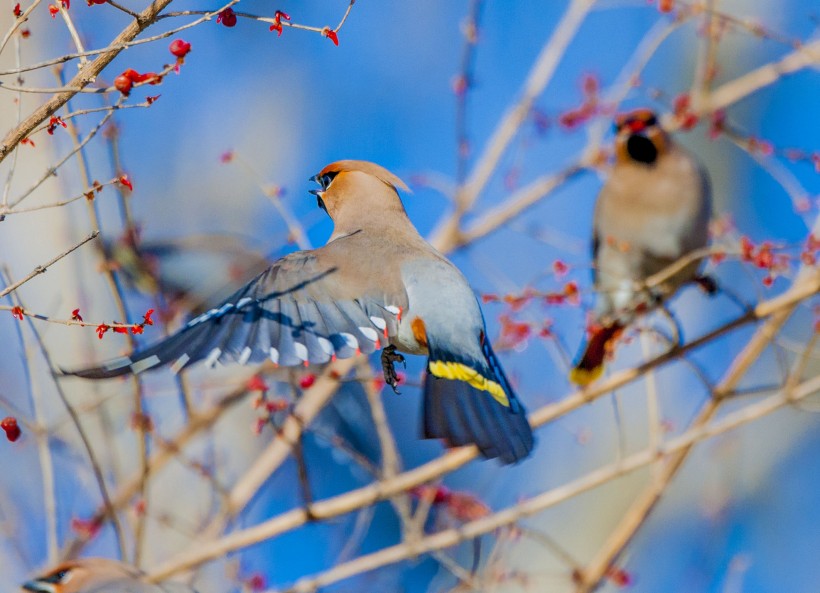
[428,360,509,407]
[569,364,604,387]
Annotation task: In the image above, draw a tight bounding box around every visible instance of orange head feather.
[317,160,410,194]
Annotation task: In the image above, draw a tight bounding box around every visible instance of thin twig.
[19,297,128,560]
[0,0,178,163]
[3,270,59,563]
[0,230,99,299]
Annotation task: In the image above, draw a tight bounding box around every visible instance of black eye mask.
[319,172,338,188]
[41,570,70,584]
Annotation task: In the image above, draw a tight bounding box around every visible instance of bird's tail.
[568,322,624,386]
[422,340,534,464]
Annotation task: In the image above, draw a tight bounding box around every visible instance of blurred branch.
[146,266,818,581]
[701,39,820,114]
[448,164,586,251]
[263,374,820,593]
[430,0,596,248]
[196,359,357,540]
[4,271,59,563]
[574,226,820,590]
[356,360,413,536]
[454,0,484,184]
[14,296,128,561]
[60,376,253,559]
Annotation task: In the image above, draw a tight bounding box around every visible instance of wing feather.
[62,248,406,379]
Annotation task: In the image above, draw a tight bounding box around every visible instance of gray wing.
[64,250,406,379]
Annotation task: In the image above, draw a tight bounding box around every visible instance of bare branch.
[0,230,99,299]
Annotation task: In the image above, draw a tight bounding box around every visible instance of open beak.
[308,174,323,196]
[21,581,55,593]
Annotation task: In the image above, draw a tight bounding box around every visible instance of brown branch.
[0,0,177,164]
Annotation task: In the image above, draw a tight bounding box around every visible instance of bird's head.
[21,559,141,593]
[309,160,410,221]
[613,109,668,166]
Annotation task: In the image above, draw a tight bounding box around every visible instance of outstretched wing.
[64,248,406,379]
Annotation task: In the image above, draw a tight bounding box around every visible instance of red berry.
[247,375,269,392]
[658,0,674,12]
[169,39,191,58]
[1,417,21,442]
[299,374,316,389]
[217,7,236,27]
[114,74,132,95]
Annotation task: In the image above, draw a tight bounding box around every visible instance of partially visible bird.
[570,109,712,386]
[63,160,535,464]
[21,558,196,593]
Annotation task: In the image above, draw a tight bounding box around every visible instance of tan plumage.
[21,558,196,593]
[65,160,534,463]
[570,110,712,385]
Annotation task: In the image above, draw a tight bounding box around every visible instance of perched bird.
[64,160,534,464]
[570,109,712,386]
[21,558,195,593]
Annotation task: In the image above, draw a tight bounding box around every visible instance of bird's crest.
[318,160,410,193]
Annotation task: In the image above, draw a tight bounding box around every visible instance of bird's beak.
[308,174,323,196]
[21,581,55,593]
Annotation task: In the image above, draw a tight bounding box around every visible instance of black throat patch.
[626,134,658,165]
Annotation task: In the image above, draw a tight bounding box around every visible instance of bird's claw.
[381,345,405,394]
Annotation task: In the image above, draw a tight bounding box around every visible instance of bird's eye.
[644,114,657,127]
[42,569,70,584]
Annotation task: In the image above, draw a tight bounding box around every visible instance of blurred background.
[0,0,818,591]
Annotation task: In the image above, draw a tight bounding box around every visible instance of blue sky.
[2,1,819,591]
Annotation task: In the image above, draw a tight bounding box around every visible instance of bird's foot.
[381,345,405,394]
